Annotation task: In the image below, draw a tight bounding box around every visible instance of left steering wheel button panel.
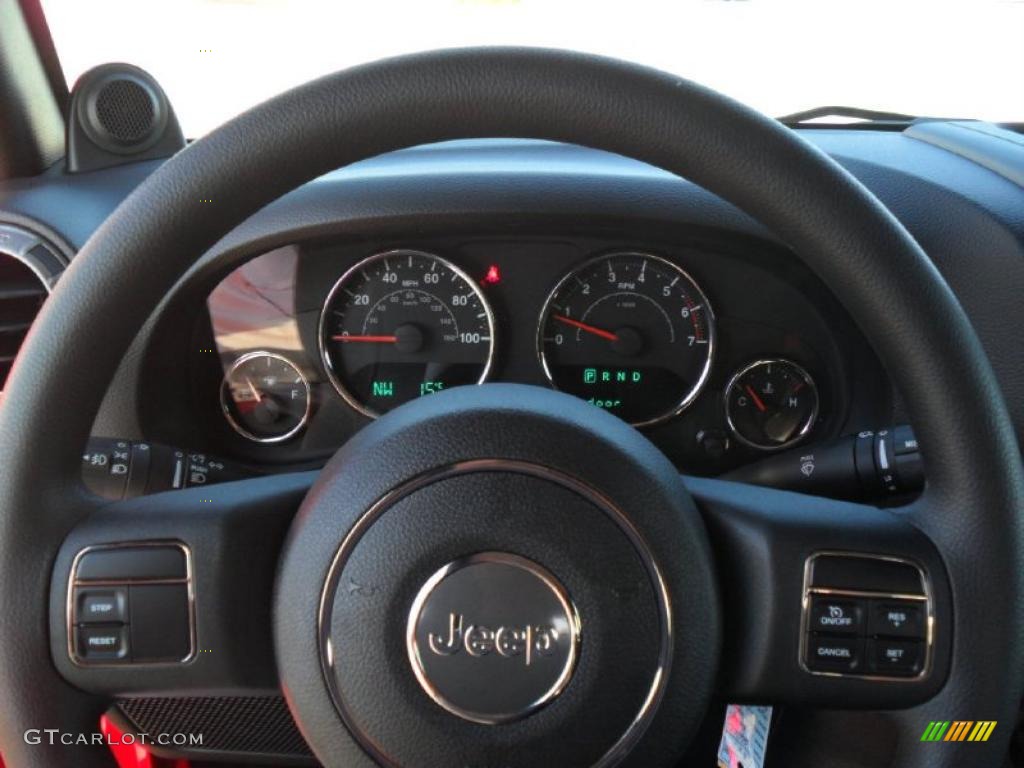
[68,543,194,665]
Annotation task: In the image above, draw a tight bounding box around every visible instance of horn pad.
[406,551,581,725]
[275,384,719,767]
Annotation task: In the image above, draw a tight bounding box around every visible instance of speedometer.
[538,252,714,426]
[319,250,495,417]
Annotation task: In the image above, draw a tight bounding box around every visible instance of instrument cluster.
[202,236,858,473]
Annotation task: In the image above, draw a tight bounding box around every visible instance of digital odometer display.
[319,250,495,417]
[538,253,714,426]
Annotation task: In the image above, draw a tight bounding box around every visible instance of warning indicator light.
[482,265,501,285]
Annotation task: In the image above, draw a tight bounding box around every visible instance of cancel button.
[809,597,864,635]
[807,635,862,672]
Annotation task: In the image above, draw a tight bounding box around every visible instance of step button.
[76,587,127,624]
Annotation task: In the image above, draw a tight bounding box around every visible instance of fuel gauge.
[725,359,818,451]
[221,351,311,443]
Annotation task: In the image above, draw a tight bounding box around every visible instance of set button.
[868,638,923,676]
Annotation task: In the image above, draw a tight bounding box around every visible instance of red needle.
[244,377,263,403]
[745,385,768,413]
[333,334,398,343]
[553,315,619,342]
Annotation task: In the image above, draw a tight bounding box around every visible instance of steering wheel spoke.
[49,473,315,698]
[688,477,951,708]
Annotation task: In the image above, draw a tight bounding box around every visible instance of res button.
[869,600,925,638]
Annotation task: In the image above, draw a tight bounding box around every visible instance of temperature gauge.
[725,359,818,450]
[221,352,311,443]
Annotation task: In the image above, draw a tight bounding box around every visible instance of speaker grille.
[94,78,156,144]
[117,695,313,758]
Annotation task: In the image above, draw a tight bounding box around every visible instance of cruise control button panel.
[68,543,194,665]
[802,553,931,679]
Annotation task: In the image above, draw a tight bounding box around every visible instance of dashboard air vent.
[0,223,67,390]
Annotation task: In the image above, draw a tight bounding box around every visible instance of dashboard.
[4,132,1024,485]
[190,228,885,476]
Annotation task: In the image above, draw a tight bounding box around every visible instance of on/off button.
[809,596,865,635]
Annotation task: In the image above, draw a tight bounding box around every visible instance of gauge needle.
[244,377,263,402]
[333,334,398,343]
[552,315,619,342]
[745,385,768,413]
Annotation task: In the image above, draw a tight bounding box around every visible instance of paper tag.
[717,704,773,768]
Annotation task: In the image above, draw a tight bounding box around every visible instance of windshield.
[42,0,1024,138]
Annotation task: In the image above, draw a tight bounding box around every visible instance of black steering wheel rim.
[1,47,1022,767]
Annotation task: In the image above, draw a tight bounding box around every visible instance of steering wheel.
[1,48,1022,768]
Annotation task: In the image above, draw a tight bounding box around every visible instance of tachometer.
[537,252,714,426]
[319,250,495,417]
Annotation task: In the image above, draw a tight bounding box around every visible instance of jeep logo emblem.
[407,552,580,724]
[427,612,560,663]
